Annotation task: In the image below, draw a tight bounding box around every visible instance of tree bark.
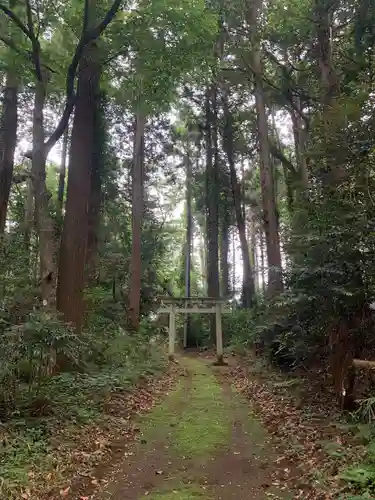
[184,139,193,346]
[86,93,105,280]
[246,0,283,296]
[220,211,230,298]
[248,208,259,293]
[260,229,266,295]
[32,80,58,305]
[0,71,18,235]
[290,103,308,190]
[222,92,255,307]
[57,35,101,328]
[253,56,283,295]
[232,228,236,294]
[314,0,346,188]
[205,86,220,341]
[205,89,220,296]
[24,175,34,252]
[128,112,145,331]
[56,126,69,222]
[314,0,339,105]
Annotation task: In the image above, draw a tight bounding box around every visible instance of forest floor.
[80,355,292,500]
[44,353,370,500]
[38,353,371,500]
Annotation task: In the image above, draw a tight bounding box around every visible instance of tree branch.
[44,0,123,155]
[0,34,56,74]
[82,0,89,33]
[240,51,312,127]
[0,34,29,57]
[25,0,43,82]
[88,0,123,40]
[0,2,31,37]
[269,142,297,177]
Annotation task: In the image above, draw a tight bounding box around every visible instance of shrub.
[0,312,85,418]
[223,308,258,348]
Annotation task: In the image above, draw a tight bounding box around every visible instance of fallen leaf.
[60,487,71,497]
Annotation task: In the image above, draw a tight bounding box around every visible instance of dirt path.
[91,357,292,500]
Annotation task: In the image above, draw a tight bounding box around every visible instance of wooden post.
[168,305,176,360]
[215,302,224,364]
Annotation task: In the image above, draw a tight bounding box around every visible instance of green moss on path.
[141,484,209,500]
[143,357,231,459]
[96,356,292,500]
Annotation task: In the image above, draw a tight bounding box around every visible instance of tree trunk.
[57,37,101,328]
[199,227,207,293]
[315,0,339,105]
[260,229,266,295]
[220,212,230,298]
[56,126,69,222]
[205,89,220,298]
[184,140,193,347]
[205,86,220,340]
[32,80,58,305]
[253,58,283,295]
[246,0,283,296]
[86,92,105,280]
[24,175,34,252]
[0,71,18,235]
[248,209,259,293]
[314,0,345,187]
[128,112,145,331]
[232,228,236,294]
[222,92,255,307]
[290,103,308,190]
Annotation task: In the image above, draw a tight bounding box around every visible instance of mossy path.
[94,357,291,500]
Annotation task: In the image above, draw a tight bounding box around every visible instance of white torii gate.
[157,296,230,365]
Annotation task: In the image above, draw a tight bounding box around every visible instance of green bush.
[0,307,167,420]
[0,312,85,417]
[222,308,258,347]
[340,438,375,497]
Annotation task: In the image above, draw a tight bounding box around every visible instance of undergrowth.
[0,311,166,499]
[339,420,375,498]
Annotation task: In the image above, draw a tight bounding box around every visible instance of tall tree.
[0,70,18,235]
[205,88,220,302]
[128,111,146,331]
[247,0,283,295]
[57,0,122,327]
[184,128,193,346]
[222,90,255,306]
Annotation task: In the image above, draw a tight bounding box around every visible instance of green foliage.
[0,314,166,498]
[0,312,82,416]
[186,315,211,346]
[356,399,375,425]
[339,436,375,496]
[222,309,258,347]
[340,465,375,492]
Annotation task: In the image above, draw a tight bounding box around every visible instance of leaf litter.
[16,363,181,500]
[225,355,367,500]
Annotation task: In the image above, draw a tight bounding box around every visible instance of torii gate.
[157,296,230,365]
